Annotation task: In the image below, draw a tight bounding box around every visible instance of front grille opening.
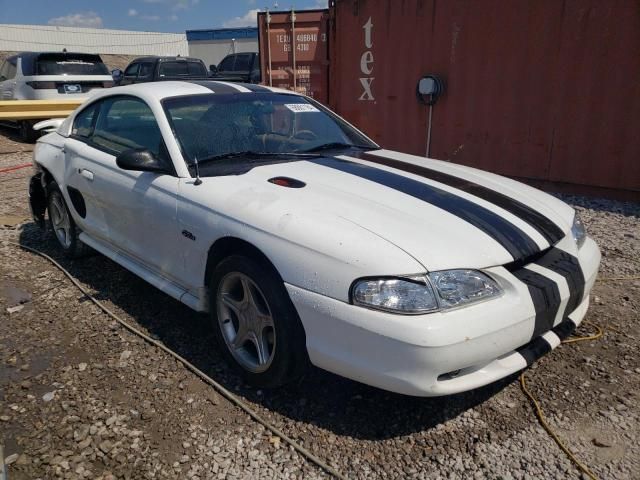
[438,369,462,381]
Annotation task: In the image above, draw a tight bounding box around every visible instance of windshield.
[163,93,377,164]
[36,54,109,76]
[158,61,207,77]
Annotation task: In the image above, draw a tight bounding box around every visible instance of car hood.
[196,149,575,271]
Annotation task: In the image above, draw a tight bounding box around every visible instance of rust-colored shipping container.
[329,0,640,198]
[258,9,330,104]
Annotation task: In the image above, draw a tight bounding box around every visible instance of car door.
[83,95,182,278]
[62,101,111,241]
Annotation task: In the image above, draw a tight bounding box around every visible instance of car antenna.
[193,156,202,185]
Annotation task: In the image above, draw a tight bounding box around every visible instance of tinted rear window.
[36,54,109,76]
[158,61,206,77]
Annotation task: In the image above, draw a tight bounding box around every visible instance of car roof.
[130,56,203,63]
[17,51,103,60]
[87,81,301,102]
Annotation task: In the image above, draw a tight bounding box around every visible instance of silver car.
[0,51,114,142]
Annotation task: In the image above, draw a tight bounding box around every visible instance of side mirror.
[33,118,64,132]
[209,64,218,74]
[111,69,123,82]
[116,148,169,173]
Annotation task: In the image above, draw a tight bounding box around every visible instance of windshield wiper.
[301,142,373,153]
[197,150,317,165]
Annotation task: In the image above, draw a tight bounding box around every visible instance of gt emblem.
[182,229,196,241]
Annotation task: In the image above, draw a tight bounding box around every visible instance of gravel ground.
[1,131,639,479]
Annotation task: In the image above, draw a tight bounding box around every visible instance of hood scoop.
[268,177,306,188]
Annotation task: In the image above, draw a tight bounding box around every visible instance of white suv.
[0,51,114,142]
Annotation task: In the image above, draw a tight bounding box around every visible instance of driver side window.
[218,55,235,72]
[91,96,165,157]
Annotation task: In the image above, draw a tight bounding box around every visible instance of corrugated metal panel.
[0,24,188,56]
[258,10,330,103]
[330,0,640,194]
[188,38,259,68]
[186,28,258,41]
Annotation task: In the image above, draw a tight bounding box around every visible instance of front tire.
[46,182,87,258]
[210,255,308,388]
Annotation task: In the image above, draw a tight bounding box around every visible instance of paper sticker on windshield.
[285,104,320,113]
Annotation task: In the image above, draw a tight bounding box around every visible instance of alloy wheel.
[49,193,72,249]
[216,272,276,373]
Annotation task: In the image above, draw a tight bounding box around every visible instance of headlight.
[351,270,502,314]
[571,213,587,248]
[428,270,502,309]
[352,277,438,314]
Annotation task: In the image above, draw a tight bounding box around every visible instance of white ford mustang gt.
[29,81,601,396]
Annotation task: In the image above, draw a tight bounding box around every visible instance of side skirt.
[78,232,209,313]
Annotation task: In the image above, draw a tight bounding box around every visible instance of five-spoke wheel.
[46,181,87,258]
[217,272,276,373]
[210,254,308,387]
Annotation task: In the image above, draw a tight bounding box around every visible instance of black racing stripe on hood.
[309,156,540,261]
[354,152,565,246]
[535,248,585,317]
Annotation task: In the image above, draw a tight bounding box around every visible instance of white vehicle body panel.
[0,56,113,101]
[31,81,601,396]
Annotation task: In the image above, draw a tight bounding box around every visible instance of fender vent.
[268,177,306,188]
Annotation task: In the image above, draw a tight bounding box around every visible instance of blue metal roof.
[186,27,258,42]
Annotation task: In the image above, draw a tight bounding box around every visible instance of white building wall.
[188,38,258,68]
[0,24,188,56]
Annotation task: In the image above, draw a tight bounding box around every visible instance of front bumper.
[287,236,601,396]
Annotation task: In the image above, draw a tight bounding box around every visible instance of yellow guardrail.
[0,99,84,121]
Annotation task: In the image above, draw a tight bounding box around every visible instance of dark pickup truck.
[113,56,210,85]
[209,52,261,84]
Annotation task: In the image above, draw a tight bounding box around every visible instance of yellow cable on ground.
[520,320,605,480]
[2,241,348,480]
[519,373,599,480]
[561,321,603,344]
[4,231,637,480]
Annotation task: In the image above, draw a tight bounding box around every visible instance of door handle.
[79,168,94,181]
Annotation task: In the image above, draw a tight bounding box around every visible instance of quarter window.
[72,103,99,139]
[91,97,164,156]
